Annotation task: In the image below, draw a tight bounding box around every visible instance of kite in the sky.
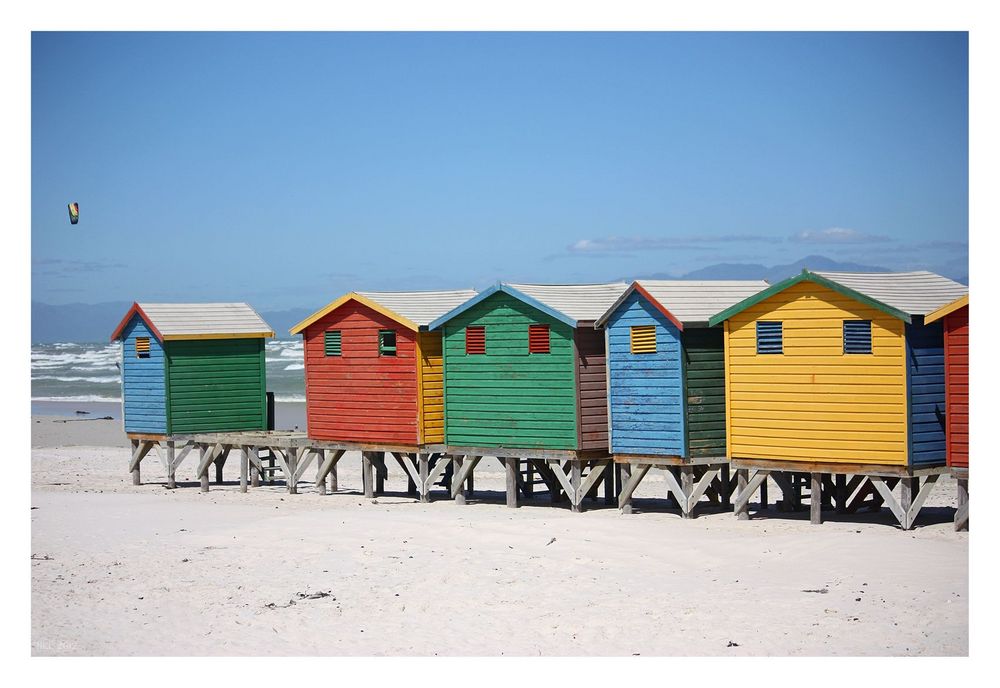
[67,202,79,225]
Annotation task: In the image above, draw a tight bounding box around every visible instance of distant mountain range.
[31,254,967,343]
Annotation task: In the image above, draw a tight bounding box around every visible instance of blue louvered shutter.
[756,321,783,354]
[843,320,872,354]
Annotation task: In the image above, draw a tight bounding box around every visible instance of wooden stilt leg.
[505,457,519,508]
[570,461,582,513]
[680,466,694,519]
[329,458,338,492]
[760,476,768,510]
[166,441,176,489]
[900,477,919,530]
[240,445,248,493]
[466,469,474,498]
[199,445,209,493]
[287,447,298,494]
[215,454,225,484]
[955,477,969,531]
[665,467,680,509]
[810,472,822,525]
[250,447,260,488]
[454,456,466,505]
[549,461,563,504]
[419,454,430,503]
[406,453,417,496]
[362,452,374,498]
[619,463,633,514]
[525,461,534,498]
[130,440,142,485]
[736,469,749,520]
[835,474,846,513]
[316,449,327,495]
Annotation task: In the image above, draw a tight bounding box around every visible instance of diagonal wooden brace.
[424,455,451,492]
[314,449,345,488]
[293,448,318,483]
[868,477,906,526]
[129,441,155,473]
[903,474,939,529]
[577,462,609,504]
[732,470,769,513]
[392,452,422,487]
[195,443,225,478]
[171,442,195,470]
[617,464,650,510]
[547,460,577,504]
[686,467,721,514]
[449,456,481,498]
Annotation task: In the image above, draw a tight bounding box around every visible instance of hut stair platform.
[430,445,617,513]
[952,467,969,531]
[730,458,950,530]
[613,454,734,518]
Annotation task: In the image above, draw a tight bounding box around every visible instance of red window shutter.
[528,324,550,354]
[466,326,486,355]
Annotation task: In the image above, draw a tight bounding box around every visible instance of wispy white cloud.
[32,258,127,276]
[790,227,890,244]
[567,234,781,255]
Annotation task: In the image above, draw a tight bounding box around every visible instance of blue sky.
[31,32,968,309]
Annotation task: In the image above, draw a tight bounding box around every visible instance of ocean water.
[31,339,306,404]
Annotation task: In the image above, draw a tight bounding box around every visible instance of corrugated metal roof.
[136,303,273,337]
[508,282,629,322]
[813,271,969,317]
[633,280,770,325]
[356,290,479,327]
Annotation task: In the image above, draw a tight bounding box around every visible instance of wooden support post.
[419,454,430,503]
[525,461,534,498]
[240,445,248,493]
[329,457,338,493]
[166,441,176,489]
[287,447,298,494]
[505,457,519,509]
[955,478,969,531]
[680,466,694,519]
[549,461,563,504]
[810,473,822,525]
[453,456,465,505]
[250,447,260,488]
[215,451,225,485]
[570,461,582,513]
[316,449,327,495]
[466,468,474,498]
[900,477,919,527]
[665,467,680,509]
[759,476,768,510]
[362,452,374,498]
[619,463,633,514]
[199,445,209,493]
[736,469,749,520]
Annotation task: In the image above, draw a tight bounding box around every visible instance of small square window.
[528,324,550,354]
[756,321,783,354]
[324,330,342,356]
[466,326,486,355]
[378,330,397,356]
[630,325,656,354]
[135,337,150,359]
[843,320,872,354]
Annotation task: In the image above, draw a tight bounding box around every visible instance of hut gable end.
[441,290,578,450]
[605,291,685,456]
[724,280,909,465]
[302,300,419,445]
[120,314,167,434]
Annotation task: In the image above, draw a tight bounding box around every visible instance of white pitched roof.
[356,290,479,327]
[813,271,969,317]
[136,303,273,338]
[631,280,770,325]
[508,282,630,322]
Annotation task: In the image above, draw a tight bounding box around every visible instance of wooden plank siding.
[724,280,909,465]
[906,320,947,466]
[165,338,266,433]
[302,302,419,445]
[575,326,610,450]
[442,291,578,449]
[121,315,168,434]
[683,327,727,458]
[417,331,445,444]
[944,305,969,468]
[605,291,685,456]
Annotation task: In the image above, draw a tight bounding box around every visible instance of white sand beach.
[31,416,968,656]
